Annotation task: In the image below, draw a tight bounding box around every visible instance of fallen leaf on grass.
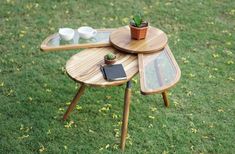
[28,97,33,101]
[112,113,118,119]
[191,128,198,133]
[89,129,95,133]
[202,136,209,139]
[46,129,51,135]
[64,145,68,150]
[209,74,216,79]
[181,57,189,64]
[76,105,82,111]
[218,108,224,112]
[189,73,196,78]
[212,54,219,58]
[212,68,218,71]
[132,78,138,84]
[39,143,46,153]
[113,144,118,149]
[99,147,104,151]
[150,107,157,112]
[106,95,112,99]
[227,60,234,64]
[64,121,74,128]
[105,144,110,149]
[148,116,155,119]
[162,150,168,154]
[228,77,234,81]
[18,135,29,140]
[148,124,153,128]
[99,104,112,113]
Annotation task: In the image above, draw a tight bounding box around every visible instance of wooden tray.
[109,26,168,54]
[40,28,115,52]
[138,45,181,94]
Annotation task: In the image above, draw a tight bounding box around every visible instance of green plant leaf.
[133,14,142,27]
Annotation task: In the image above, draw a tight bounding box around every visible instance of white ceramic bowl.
[59,28,75,41]
[77,26,97,39]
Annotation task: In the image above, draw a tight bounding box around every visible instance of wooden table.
[41,26,181,151]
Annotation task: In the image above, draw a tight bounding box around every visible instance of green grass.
[0,0,235,153]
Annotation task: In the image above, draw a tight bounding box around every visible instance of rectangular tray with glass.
[40,28,115,52]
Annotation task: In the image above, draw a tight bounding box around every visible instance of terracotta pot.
[130,25,148,40]
[104,56,116,65]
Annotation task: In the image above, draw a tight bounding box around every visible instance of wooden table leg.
[120,81,132,151]
[63,84,86,121]
[162,91,169,107]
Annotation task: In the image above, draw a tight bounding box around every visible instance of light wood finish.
[66,47,138,87]
[120,81,132,151]
[162,91,169,107]
[109,26,168,54]
[138,45,181,94]
[63,84,86,121]
[41,29,115,52]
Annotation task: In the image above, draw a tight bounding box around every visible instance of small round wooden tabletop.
[109,26,168,54]
[66,47,138,87]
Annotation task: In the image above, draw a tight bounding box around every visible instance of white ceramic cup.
[59,28,75,41]
[77,26,97,39]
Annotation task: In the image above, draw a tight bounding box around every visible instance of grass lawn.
[0,0,234,153]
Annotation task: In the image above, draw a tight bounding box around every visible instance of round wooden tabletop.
[109,26,168,54]
[66,47,138,87]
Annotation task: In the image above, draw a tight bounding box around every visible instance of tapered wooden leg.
[162,91,169,107]
[120,81,132,151]
[63,84,86,121]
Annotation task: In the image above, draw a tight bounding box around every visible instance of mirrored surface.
[143,48,177,90]
[47,30,112,47]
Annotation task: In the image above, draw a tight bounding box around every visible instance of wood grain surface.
[66,47,138,87]
[109,26,168,54]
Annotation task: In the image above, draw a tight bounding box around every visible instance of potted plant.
[104,53,116,65]
[130,14,148,40]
